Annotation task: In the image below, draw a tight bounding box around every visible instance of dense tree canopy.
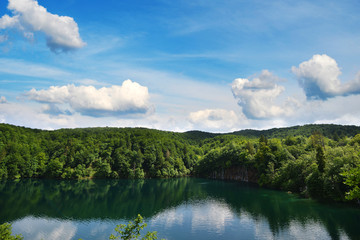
[1,123,360,203]
[0,124,200,180]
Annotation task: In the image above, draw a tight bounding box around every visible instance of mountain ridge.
[2,123,360,140]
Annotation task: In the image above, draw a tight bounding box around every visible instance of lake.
[0,178,359,239]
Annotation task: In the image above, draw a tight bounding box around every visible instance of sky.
[1,0,360,132]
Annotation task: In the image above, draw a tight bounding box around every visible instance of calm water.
[0,178,359,240]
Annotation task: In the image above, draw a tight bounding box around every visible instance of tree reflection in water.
[0,178,359,239]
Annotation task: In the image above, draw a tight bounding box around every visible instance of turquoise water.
[0,178,359,239]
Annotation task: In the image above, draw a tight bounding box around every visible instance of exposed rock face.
[208,166,258,183]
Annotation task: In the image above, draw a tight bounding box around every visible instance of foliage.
[1,216,162,240]
[110,214,162,240]
[195,129,360,203]
[231,124,360,139]
[0,124,200,180]
[0,223,23,240]
[341,165,360,200]
[315,145,325,173]
[1,123,360,203]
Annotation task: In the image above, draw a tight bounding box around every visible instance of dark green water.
[0,178,359,240]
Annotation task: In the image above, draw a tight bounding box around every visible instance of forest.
[0,123,359,203]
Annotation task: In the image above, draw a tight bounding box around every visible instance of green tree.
[310,130,325,148]
[46,158,63,178]
[306,167,325,199]
[316,145,325,172]
[109,214,161,240]
[341,166,360,201]
[0,223,23,240]
[255,137,274,175]
[95,161,112,178]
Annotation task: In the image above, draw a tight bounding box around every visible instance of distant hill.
[1,123,360,142]
[180,124,360,141]
[181,130,220,141]
[228,124,360,139]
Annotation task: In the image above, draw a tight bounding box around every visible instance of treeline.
[231,124,360,139]
[196,132,360,202]
[0,124,201,180]
[0,123,360,202]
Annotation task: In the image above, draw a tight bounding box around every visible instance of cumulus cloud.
[12,217,77,240]
[0,0,85,52]
[292,54,360,100]
[231,70,298,119]
[0,101,75,129]
[26,80,152,117]
[0,96,7,103]
[0,14,20,28]
[188,108,240,130]
[191,200,234,233]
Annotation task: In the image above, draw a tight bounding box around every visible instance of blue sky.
[1,0,360,132]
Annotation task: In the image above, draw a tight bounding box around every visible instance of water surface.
[0,178,359,239]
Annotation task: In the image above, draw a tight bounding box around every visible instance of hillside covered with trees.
[0,123,360,203]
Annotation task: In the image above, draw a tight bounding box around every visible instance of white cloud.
[344,71,360,94]
[151,208,185,228]
[2,89,360,133]
[0,96,7,103]
[231,70,298,119]
[292,54,360,100]
[0,99,191,131]
[12,217,77,240]
[0,101,75,129]
[286,220,333,240]
[26,80,152,116]
[188,108,241,131]
[0,14,20,28]
[107,63,240,121]
[191,200,234,234]
[0,0,85,52]
[301,94,360,125]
